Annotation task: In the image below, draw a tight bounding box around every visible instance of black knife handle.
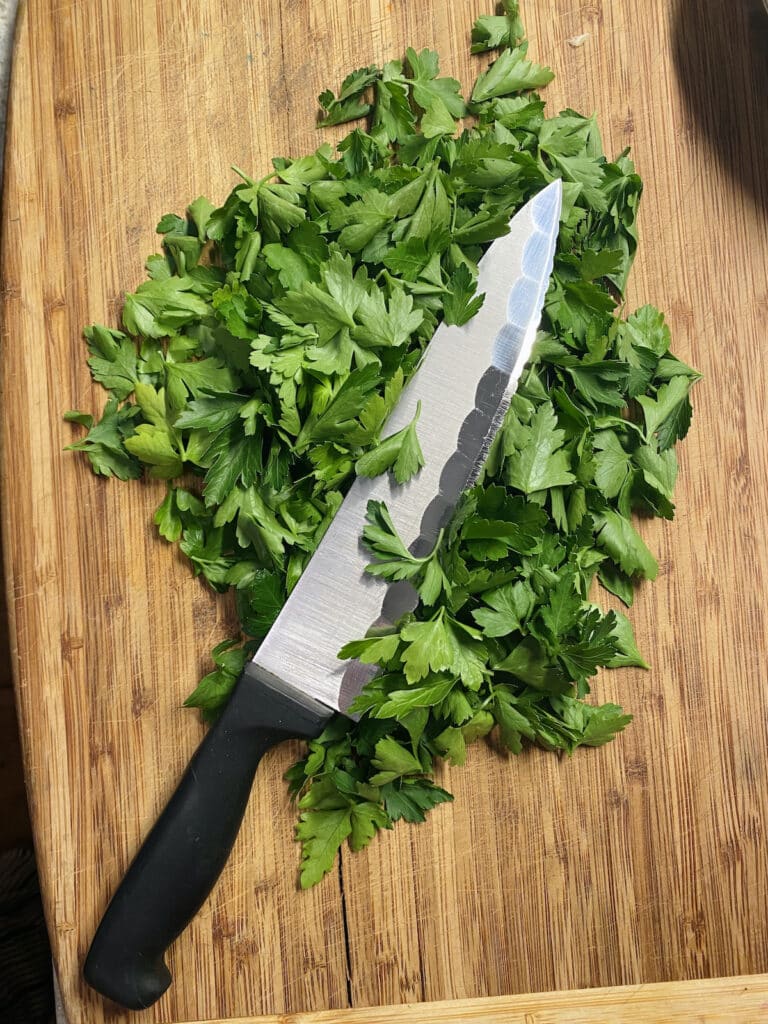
[83,663,332,1010]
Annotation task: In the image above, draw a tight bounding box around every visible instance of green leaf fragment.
[64,397,142,480]
[471,581,533,637]
[504,402,575,494]
[381,779,453,823]
[442,263,485,326]
[637,375,693,450]
[595,509,659,580]
[405,47,466,138]
[318,66,380,126]
[472,43,554,103]
[356,400,425,484]
[471,0,525,53]
[297,807,353,888]
[84,325,138,401]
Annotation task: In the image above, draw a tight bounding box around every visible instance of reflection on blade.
[250,180,563,713]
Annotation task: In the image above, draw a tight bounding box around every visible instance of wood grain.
[1,1,767,1023]
[179,974,768,1023]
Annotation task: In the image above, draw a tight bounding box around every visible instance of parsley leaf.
[637,376,694,450]
[504,402,575,494]
[471,581,534,637]
[471,0,525,53]
[122,277,210,340]
[593,430,632,498]
[404,48,466,138]
[381,779,453,822]
[296,806,353,888]
[318,66,381,127]
[356,400,425,484]
[83,325,139,401]
[64,398,142,479]
[360,500,446,600]
[183,640,251,723]
[400,609,487,688]
[595,509,659,580]
[471,43,554,103]
[443,263,486,326]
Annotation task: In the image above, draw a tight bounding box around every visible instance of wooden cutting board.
[2,1,768,1021]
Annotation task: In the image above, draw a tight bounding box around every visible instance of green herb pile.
[66,1,699,887]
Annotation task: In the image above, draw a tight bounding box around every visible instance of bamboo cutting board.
[2,1,768,1021]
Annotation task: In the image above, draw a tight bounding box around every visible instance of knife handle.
[83,664,332,1011]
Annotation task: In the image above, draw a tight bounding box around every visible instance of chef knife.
[83,179,562,1010]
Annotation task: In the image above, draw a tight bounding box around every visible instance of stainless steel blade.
[250,180,562,713]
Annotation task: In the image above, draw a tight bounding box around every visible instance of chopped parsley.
[66,1,699,888]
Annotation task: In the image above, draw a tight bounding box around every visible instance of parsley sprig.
[66,1,699,887]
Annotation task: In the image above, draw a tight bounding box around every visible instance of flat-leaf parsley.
[67,1,699,888]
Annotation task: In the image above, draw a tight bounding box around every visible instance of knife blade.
[253,178,563,714]
[84,179,562,1010]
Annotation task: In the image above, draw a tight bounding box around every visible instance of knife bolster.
[239,659,335,734]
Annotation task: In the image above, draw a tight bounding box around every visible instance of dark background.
[0,579,31,852]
